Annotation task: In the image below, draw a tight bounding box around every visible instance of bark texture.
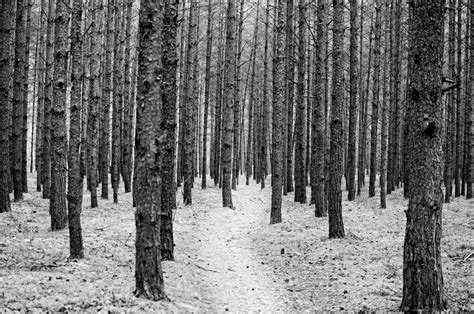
[401,1,446,310]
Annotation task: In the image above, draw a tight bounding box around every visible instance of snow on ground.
[0,174,472,312]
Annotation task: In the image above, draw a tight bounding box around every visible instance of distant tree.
[271,0,285,224]
[401,1,446,310]
[260,0,270,190]
[0,0,13,213]
[134,0,167,301]
[294,0,306,204]
[327,0,345,238]
[368,0,382,198]
[99,0,114,200]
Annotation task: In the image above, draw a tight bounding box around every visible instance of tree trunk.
[328,0,345,239]
[0,0,13,213]
[311,0,326,217]
[111,0,124,203]
[380,2,390,209]
[271,0,285,224]
[50,0,68,231]
[67,0,84,259]
[100,0,114,200]
[454,0,462,197]
[293,0,306,203]
[121,0,133,193]
[368,0,382,198]
[42,0,55,199]
[12,0,26,201]
[160,0,178,261]
[347,0,358,201]
[202,0,213,189]
[467,0,474,199]
[134,0,166,301]
[183,0,197,205]
[88,0,102,208]
[246,3,260,186]
[401,2,446,310]
[221,0,236,208]
[232,0,245,190]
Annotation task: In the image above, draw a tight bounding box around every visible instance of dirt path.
[174,181,289,312]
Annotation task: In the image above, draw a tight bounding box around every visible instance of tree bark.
[160,0,178,261]
[401,1,446,310]
[294,0,306,203]
[134,0,167,301]
[328,0,345,239]
[221,0,236,208]
[0,0,13,213]
[67,0,84,258]
[271,0,286,224]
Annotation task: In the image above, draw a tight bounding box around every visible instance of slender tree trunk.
[30,21,40,175]
[260,0,270,189]
[213,6,224,186]
[121,0,133,193]
[368,0,382,198]
[271,0,285,224]
[232,0,244,190]
[221,0,236,208]
[401,2,446,310]
[160,0,178,261]
[88,0,102,208]
[467,0,473,199]
[42,0,55,199]
[21,0,33,192]
[183,0,197,205]
[311,0,326,217]
[347,0,358,201]
[202,0,213,189]
[12,0,27,201]
[100,0,114,200]
[0,0,13,213]
[294,0,306,203]
[111,0,124,203]
[328,0,345,239]
[134,0,166,301]
[49,0,68,230]
[454,0,462,197]
[246,3,260,186]
[67,0,84,259]
[380,2,390,209]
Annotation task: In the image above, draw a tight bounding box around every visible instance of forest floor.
[0,173,473,312]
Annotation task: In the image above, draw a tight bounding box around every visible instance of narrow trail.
[174,179,289,312]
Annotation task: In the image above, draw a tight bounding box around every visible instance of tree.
[368,0,382,198]
[87,0,101,208]
[67,0,84,258]
[401,1,447,310]
[311,0,326,217]
[100,0,114,200]
[202,0,213,189]
[346,0,358,201]
[0,0,13,213]
[160,0,179,261]
[221,0,236,208]
[271,0,285,225]
[12,0,26,201]
[327,0,345,238]
[284,0,294,194]
[260,0,270,190]
[50,0,68,231]
[134,0,167,301]
[183,0,198,205]
[293,0,306,204]
[111,0,123,203]
[467,0,474,199]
